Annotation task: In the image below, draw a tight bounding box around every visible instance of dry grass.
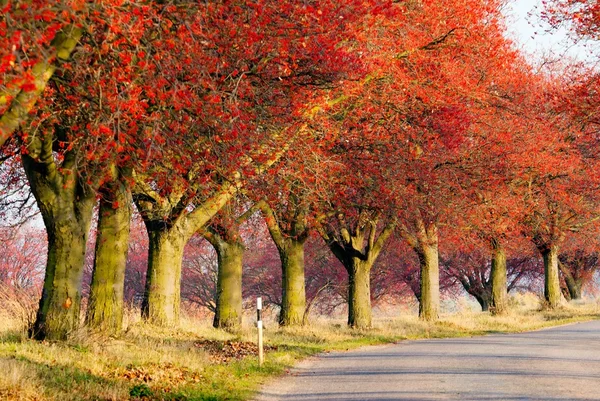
[0,294,599,401]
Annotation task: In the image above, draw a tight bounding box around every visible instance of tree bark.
[399,217,439,322]
[212,239,244,330]
[23,153,95,340]
[85,179,132,333]
[475,296,490,312]
[133,180,239,327]
[321,213,395,329]
[490,242,508,315]
[0,28,82,149]
[278,239,306,326]
[141,225,187,326]
[31,213,91,340]
[558,261,583,301]
[542,244,562,308]
[563,274,582,300]
[347,258,373,329]
[258,200,308,327]
[418,240,440,321]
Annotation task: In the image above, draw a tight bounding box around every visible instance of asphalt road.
[255,320,600,401]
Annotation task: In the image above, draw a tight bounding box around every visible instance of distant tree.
[441,248,543,311]
[0,226,46,291]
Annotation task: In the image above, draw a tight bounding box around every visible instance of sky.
[505,0,592,63]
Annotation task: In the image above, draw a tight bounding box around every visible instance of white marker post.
[257,297,264,367]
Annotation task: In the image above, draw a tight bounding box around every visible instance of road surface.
[255,320,600,401]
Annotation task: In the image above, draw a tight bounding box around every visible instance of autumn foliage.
[1,0,600,340]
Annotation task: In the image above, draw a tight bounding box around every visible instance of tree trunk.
[542,244,562,308]
[418,241,440,321]
[562,270,582,300]
[475,295,490,312]
[134,183,239,327]
[278,239,306,326]
[23,154,94,341]
[31,215,91,340]
[0,29,82,148]
[565,278,582,300]
[142,226,186,326]
[85,182,132,333]
[213,240,244,330]
[347,258,372,329]
[490,243,508,315]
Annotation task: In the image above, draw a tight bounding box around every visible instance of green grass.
[1,298,599,401]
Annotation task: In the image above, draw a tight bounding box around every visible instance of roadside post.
[257,297,264,366]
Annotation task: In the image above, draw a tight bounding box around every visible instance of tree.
[319,213,395,328]
[441,247,543,311]
[1,1,83,148]
[85,168,132,333]
[21,123,98,340]
[558,235,600,300]
[243,228,349,320]
[541,2,600,307]
[14,1,174,339]
[180,235,218,315]
[321,0,521,321]
[518,78,600,308]
[129,0,378,327]
[256,195,310,326]
[0,225,45,292]
[201,199,261,330]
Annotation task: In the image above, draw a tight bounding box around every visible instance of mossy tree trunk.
[490,240,508,315]
[260,202,307,326]
[141,222,187,326]
[417,240,439,321]
[204,200,267,330]
[319,211,396,329]
[346,258,373,328]
[565,276,582,300]
[1,28,81,148]
[532,225,565,310]
[85,170,132,333]
[561,268,582,300]
[278,239,307,326]
[400,218,439,321]
[30,207,93,340]
[205,230,245,330]
[558,258,586,301]
[22,128,96,340]
[541,244,562,308]
[259,199,309,326]
[133,178,239,327]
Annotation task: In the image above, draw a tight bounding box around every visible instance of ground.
[1,297,599,401]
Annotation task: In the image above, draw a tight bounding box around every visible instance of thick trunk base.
[543,245,562,309]
[31,221,89,340]
[491,245,508,315]
[565,277,583,300]
[86,185,132,333]
[213,241,244,330]
[141,228,186,327]
[348,259,372,329]
[418,243,440,321]
[279,240,306,326]
[477,297,491,312]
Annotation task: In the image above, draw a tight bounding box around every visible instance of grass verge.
[1,301,599,401]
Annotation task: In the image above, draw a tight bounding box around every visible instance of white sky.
[504,0,593,63]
